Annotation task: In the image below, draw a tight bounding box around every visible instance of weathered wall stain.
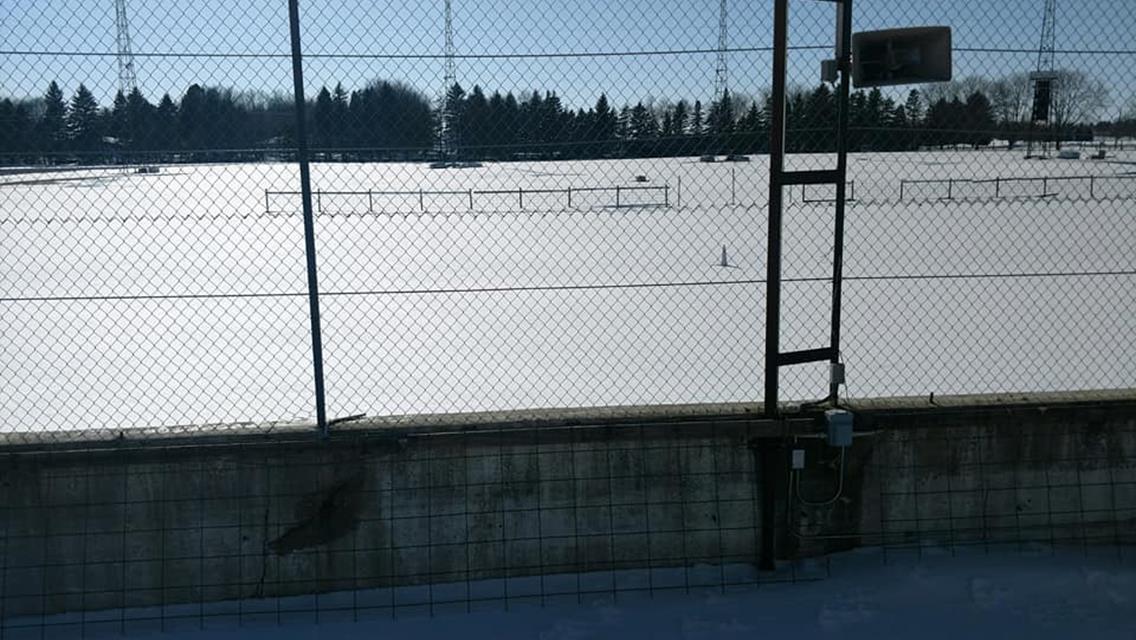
[268,472,366,555]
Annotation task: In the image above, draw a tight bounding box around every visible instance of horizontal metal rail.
[265,184,671,214]
[899,173,1136,202]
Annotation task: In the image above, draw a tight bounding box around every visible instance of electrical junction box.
[821,59,839,83]
[825,409,854,448]
[791,449,806,470]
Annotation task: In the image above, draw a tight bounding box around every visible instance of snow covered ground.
[9,545,1134,639]
[1,150,1134,432]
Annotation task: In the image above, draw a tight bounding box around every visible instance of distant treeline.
[0,68,1122,165]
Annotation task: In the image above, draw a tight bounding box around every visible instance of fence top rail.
[901,174,1135,186]
[266,184,670,198]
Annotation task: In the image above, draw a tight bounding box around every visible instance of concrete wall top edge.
[2,389,1133,457]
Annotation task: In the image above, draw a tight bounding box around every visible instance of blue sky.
[2,0,1133,113]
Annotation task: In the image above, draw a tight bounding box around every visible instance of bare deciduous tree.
[1051,69,1109,129]
[989,72,1032,126]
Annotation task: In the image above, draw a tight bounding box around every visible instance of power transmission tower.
[713,0,729,103]
[439,0,458,163]
[1026,0,1058,158]
[1036,0,1057,74]
[114,0,138,95]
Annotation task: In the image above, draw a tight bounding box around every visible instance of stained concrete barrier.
[1,390,1133,621]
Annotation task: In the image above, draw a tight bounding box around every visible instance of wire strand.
[2,270,1132,304]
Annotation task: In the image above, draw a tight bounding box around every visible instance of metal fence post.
[616,185,621,208]
[287,0,328,437]
[1090,175,1095,199]
[567,186,572,208]
[764,0,789,416]
[995,177,1000,198]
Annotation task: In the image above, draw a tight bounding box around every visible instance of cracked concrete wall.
[0,420,761,620]
[3,394,1134,621]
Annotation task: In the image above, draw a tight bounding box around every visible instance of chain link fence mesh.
[1,0,1134,434]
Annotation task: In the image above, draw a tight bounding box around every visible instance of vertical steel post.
[287,0,328,437]
[828,0,853,402]
[764,0,788,416]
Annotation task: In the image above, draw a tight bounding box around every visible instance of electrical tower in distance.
[1026,0,1058,158]
[713,0,729,103]
[437,0,458,163]
[114,0,139,95]
[1036,0,1058,76]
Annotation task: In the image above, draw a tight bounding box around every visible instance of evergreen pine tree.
[313,86,334,148]
[671,100,688,138]
[689,100,703,135]
[154,93,178,153]
[125,88,155,149]
[0,99,34,155]
[66,84,101,151]
[109,90,129,143]
[39,81,68,154]
[178,84,206,150]
[964,91,995,148]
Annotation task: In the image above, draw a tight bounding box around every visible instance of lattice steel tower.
[1026,0,1058,158]
[114,0,138,95]
[713,0,729,102]
[439,0,457,161]
[1036,0,1058,74]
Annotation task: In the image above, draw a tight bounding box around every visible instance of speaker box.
[852,26,952,88]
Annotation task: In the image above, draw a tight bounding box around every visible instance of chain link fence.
[1,1,1134,437]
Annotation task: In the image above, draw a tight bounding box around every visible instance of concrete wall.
[2,390,1134,622]
[793,392,1136,557]
[1,415,767,620]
